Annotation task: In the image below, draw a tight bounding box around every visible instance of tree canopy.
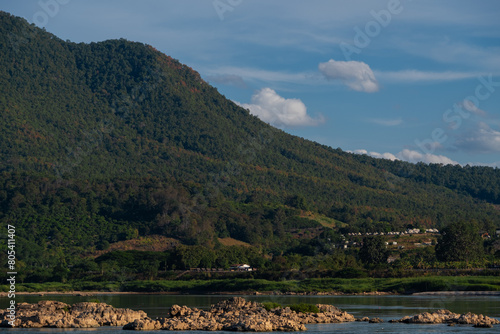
[359,237,389,266]
[435,221,485,262]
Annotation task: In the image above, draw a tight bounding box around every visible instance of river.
[1,294,499,333]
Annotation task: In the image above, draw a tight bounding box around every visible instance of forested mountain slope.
[0,12,499,268]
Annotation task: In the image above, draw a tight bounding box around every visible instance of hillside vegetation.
[0,12,499,283]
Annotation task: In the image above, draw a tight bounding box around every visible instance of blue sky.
[3,0,500,167]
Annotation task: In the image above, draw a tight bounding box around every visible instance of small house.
[230,264,253,271]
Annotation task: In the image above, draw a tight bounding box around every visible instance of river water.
[1,294,499,333]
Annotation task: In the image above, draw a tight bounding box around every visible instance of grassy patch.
[2,276,499,294]
[300,212,345,228]
[262,302,281,311]
[217,237,252,247]
[289,303,320,313]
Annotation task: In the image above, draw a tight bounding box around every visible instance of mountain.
[0,11,499,270]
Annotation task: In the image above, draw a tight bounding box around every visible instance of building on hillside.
[230,264,253,271]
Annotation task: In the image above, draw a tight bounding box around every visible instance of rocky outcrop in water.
[6,298,496,331]
[0,300,147,328]
[389,309,500,327]
[123,297,355,331]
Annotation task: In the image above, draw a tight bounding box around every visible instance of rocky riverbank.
[123,297,355,331]
[389,309,500,328]
[1,298,498,330]
[0,300,147,328]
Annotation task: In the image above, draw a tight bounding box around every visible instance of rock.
[316,304,341,313]
[122,297,354,331]
[369,317,384,323]
[169,305,195,318]
[1,297,359,331]
[123,318,162,331]
[210,297,262,313]
[69,302,147,327]
[0,300,147,329]
[223,318,274,332]
[390,309,500,327]
[474,323,493,328]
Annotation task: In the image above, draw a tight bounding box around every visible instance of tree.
[286,195,308,211]
[137,260,160,280]
[359,237,388,266]
[51,263,70,282]
[435,221,484,262]
[273,208,286,238]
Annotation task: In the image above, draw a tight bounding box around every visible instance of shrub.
[289,303,319,313]
[262,302,281,311]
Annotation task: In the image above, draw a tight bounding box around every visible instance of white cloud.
[455,122,500,153]
[202,66,316,85]
[351,149,398,161]
[461,100,488,117]
[367,118,403,126]
[416,41,500,71]
[369,151,399,161]
[318,59,379,93]
[376,70,485,83]
[236,88,324,127]
[397,149,459,165]
[351,148,458,165]
[352,149,368,155]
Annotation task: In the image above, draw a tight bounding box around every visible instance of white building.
[230,264,253,271]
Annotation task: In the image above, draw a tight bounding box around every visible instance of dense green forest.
[0,12,499,283]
